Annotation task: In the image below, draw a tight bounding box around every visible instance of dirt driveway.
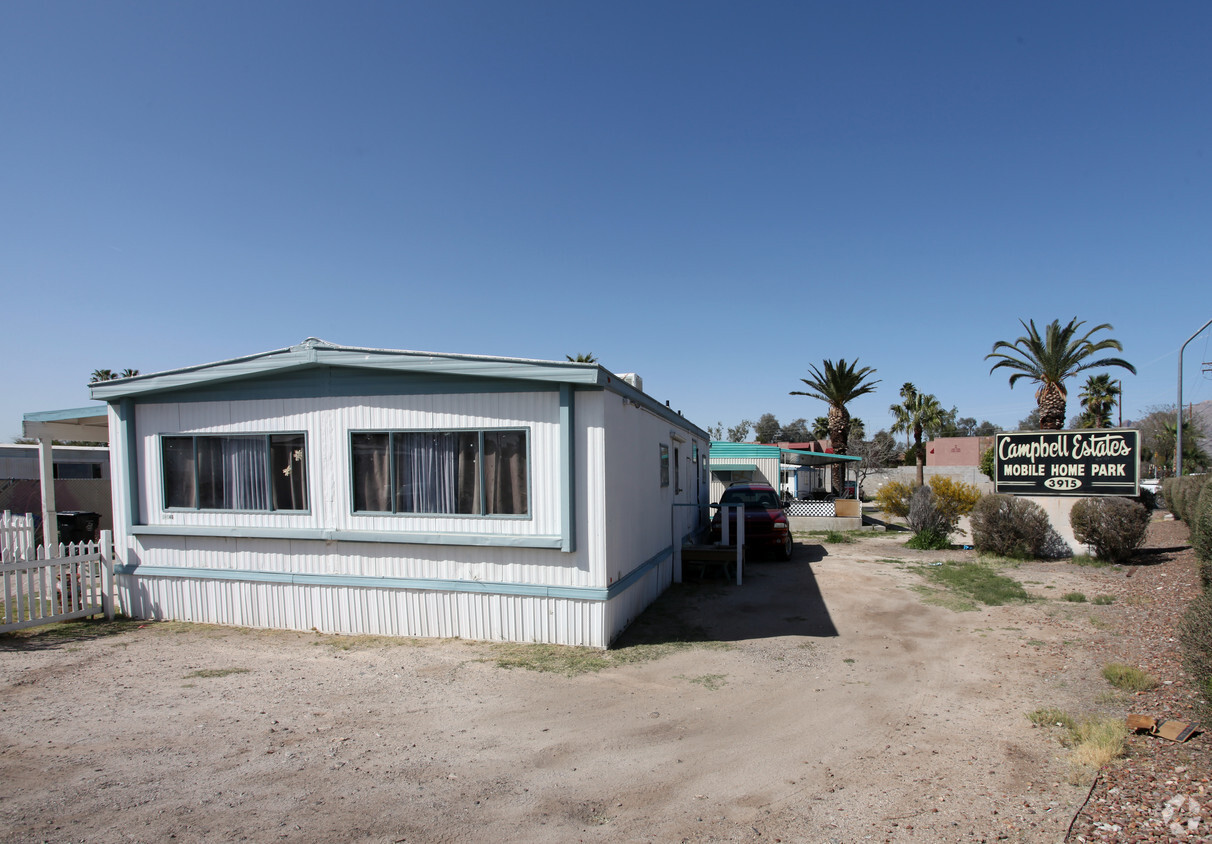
[1,534,1130,843]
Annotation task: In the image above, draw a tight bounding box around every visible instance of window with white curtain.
[350,429,528,516]
[162,434,308,512]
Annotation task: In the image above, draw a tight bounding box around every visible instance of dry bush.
[969,494,1053,559]
[908,484,947,535]
[1069,497,1150,564]
[1067,716,1129,782]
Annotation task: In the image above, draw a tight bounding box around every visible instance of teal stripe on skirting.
[607,546,671,598]
[113,545,674,603]
[114,564,609,601]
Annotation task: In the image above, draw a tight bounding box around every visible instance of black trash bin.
[57,511,101,544]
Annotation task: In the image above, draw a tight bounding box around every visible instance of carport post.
[736,504,744,586]
[100,529,115,620]
[37,436,58,549]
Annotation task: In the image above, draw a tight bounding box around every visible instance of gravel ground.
[1066,516,1210,843]
[1,514,1207,843]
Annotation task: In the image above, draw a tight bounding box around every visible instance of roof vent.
[618,373,643,392]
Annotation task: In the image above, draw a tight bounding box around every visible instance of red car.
[709,482,793,560]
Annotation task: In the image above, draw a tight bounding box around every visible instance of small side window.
[659,444,670,487]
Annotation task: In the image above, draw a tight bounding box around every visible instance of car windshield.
[719,489,780,509]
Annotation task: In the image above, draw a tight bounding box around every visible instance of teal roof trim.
[89,338,606,400]
[782,447,862,464]
[23,405,107,423]
[708,442,781,459]
[708,441,861,465]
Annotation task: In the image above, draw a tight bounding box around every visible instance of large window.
[351,429,528,516]
[162,434,308,512]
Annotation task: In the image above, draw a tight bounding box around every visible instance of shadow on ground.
[0,617,143,652]
[614,542,838,649]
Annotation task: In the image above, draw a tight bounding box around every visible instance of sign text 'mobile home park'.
[994,430,1139,497]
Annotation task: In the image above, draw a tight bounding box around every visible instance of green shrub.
[969,494,1053,559]
[1069,497,1150,564]
[1137,487,1158,511]
[1179,589,1212,722]
[906,528,951,550]
[1162,477,1178,518]
[979,447,995,481]
[1170,475,1209,522]
[1063,592,1087,603]
[1191,481,1212,566]
[874,481,914,519]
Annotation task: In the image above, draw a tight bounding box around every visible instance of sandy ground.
[1,533,1139,843]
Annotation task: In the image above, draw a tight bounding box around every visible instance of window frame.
[160,432,310,514]
[660,443,670,488]
[347,426,532,519]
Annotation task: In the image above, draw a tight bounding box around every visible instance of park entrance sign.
[994,430,1139,497]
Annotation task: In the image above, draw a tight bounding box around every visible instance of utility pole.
[1178,318,1212,477]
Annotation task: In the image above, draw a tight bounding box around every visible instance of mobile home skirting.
[114,542,676,648]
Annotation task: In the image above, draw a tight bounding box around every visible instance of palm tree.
[889,383,946,486]
[566,353,597,363]
[791,359,880,491]
[90,367,140,384]
[811,417,831,441]
[1075,374,1120,428]
[986,318,1136,430]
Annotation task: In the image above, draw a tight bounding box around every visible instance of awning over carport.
[23,405,110,444]
[21,405,110,548]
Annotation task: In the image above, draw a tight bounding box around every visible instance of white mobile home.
[82,339,710,647]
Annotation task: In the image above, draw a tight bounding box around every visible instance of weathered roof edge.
[86,338,709,440]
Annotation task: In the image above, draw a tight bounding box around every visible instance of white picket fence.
[1,510,36,562]
[1,511,114,633]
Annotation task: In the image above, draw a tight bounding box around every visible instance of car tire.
[777,532,793,561]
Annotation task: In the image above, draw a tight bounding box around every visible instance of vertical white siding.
[603,553,672,644]
[709,456,781,503]
[119,575,605,646]
[576,391,607,586]
[110,383,699,647]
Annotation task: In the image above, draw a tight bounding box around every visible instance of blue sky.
[3,1,1210,442]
